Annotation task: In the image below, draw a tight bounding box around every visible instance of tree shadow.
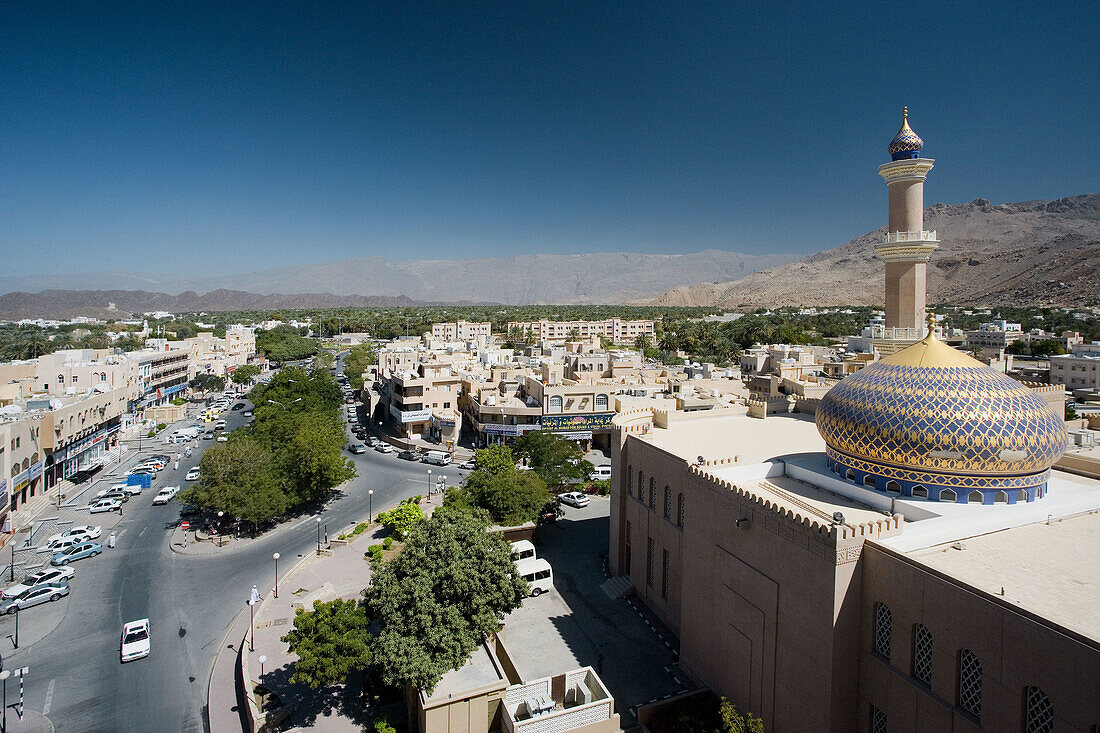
[264,662,373,729]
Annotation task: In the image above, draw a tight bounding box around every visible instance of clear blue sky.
[2,2,1096,277]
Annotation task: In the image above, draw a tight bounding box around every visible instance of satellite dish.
[832,511,846,524]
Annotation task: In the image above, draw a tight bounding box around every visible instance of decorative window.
[72,375,78,383]
[646,538,655,586]
[1017,489,1028,502]
[57,374,64,383]
[912,624,933,685]
[1024,686,1053,733]
[870,706,887,733]
[661,549,670,599]
[864,475,876,488]
[846,469,856,481]
[940,488,957,502]
[595,393,608,410]
[994,490,1008,503]
[648,479,656,509]
[677,493,685,527]
[911,485,928,498]
[627,466,634,496]
[548,395,563,413]
[885,480,901,494]
[958,649,982,719]
[873,602,892,660]
[663,487,672,519]
[967,490,984,505]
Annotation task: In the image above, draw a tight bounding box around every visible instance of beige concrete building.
[186,325,256,378]
[506,319,655,345]
[384,362,463,445]
[1050,348,1100,392]
[431,320,492,342]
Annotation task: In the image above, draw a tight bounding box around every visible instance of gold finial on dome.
[903,106,909,122]
[926,311,936,335]
[889,105,923,159]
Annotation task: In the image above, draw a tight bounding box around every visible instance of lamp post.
[8,543,13,582]
[368,490,374,523]
[217,511,224,545]
[11,606,17,649]
[272,552,280,598]
[0,669,8,733]
[248,585,260,652]
[258,654,267,680]
[315,517,321,554]
[427,469,432,498]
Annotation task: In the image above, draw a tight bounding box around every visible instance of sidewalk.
[207,521,389,732]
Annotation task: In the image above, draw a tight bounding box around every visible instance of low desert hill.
[645,194,1100,309]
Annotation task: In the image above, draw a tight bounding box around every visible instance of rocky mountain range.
[644,194,1100,309]
[0,249,796,309]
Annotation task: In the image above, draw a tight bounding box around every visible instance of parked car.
[243,411,253,418]
[558,492,590,508]
[51,542,103,565]
[89,498,124,514]
[397,450,421,462]
[1,582,70,613]
[587,466,612,481]
[374,442,394,454]
[185,467,201,481]
[120,618,151,662]
[98,489,130,503]
[216,435,229,442]
[347,443,367,454]
[152,486,180,505]
[203,432,214,440]
[41,536,83,554]
[2,567,75,599]
[42,525,102,549]
[231,403,245,410]
[457,459,477,470]
[120,484,143,496]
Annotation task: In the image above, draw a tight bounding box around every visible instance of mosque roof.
[888,107,924,160]
[816,325,1066,479]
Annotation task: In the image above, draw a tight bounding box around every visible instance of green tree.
[376,498,425,537]
[231,364,261,385]
[452,465,552,526]
[473,445,515,474]
[281,599,372,690]
[274,409,357,504]
[514,431,591,486]
[365,506,527,692]
[343,343,377,390]
[179,437,289,525]
[718,697,765,733]
[190,374,226,395]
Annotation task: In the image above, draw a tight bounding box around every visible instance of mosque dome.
[816,325,1066,504]
[888,107,924,160]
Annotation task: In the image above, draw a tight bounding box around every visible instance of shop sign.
[12,461,42,491]
[540,413,615,433]
[558,431,593,441]
[483,423,518,436]
[432,416,457,428]
[390,404,432,423]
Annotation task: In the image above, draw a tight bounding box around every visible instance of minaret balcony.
[882,230,937,245]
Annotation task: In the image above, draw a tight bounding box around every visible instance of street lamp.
[315,517,322,554]
[368,490,374,523]
[439,475,447,496]
[272,552,280,598]
[0,669,9,733]
[248,585,260,652]
[258,654,267,679]
[427,469,432,498]
[217,511,224,544]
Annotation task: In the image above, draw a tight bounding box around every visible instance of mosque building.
[609,110,1099,732]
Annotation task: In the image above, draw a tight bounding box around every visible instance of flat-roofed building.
[431,320,492,341]
[506,318,655,345]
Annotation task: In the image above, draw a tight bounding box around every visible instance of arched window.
[1024,686,1053,733]
[994,490,1008,504]
[627,466,634,496]
[663,486,671,519]
[846,469,856,481]
[31,452,38,463]
[677,493,685,527]
[595,394,608,410]
[912,624,933,685]
[1017,489,1028,503]
[958,649,982,719]
[873,602,891,660]
[57,374,64,384]
[967,490,984,505]
[864,475,876,488]
[548,395,562,413]
[940,488,957,502]
[100,372,107,381]
[911,485,928,498]
[22,458,29,471]
[648,478,656,509]
[885,480,901,494]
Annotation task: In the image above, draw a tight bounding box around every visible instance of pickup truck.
[151,486,180,506]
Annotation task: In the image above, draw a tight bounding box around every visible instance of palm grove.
[282,435,592,699]
[180,368,355,527]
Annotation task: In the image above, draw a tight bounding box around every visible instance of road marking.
[43,679,54,715]
[116,529,126,539]
[138,527,147,538]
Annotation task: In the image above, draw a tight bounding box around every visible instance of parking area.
[503,496,684,726]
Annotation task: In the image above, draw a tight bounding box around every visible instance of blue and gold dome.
[817,326,1066,504]
[888,106,924,160]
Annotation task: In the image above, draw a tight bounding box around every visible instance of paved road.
[3,368,456,732]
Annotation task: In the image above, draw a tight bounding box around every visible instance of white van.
[510,540,536,562]
[588,465,612,481]
[423,450,451,466]
[515,557,553,597]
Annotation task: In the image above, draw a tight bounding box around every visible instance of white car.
[152,486,179,505]
[558,492,590,508]
[42,525,102,549]
[216,435,228,442]
[96,484,128,499]
[120,619,151,662]
[374,443,394,453]
[89,498,124,514]
[2,567,75,599]
[185,467,201,481]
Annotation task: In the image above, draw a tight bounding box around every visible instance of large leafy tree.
[190,374,226,395]
[342,343,377,390]
[365,506,527,692]
[514,431,591,486]
[230,364,261,385]
[179,437,289,524]
[256,325,319,362]
[282,599,372,690]
[450,463,551,526]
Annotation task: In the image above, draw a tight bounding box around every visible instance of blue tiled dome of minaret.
[888,107,924,160]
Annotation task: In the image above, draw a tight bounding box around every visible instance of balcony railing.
[882,230,937,244]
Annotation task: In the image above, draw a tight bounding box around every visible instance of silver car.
[1,582,70,614]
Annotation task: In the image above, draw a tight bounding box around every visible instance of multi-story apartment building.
[506,318,655,345]
[430,321,491,342]
[132,339,191,409]
[965,318,1024,350]
[1050,346,1100,392]
[186,326,257,378]
[382,363,463,444]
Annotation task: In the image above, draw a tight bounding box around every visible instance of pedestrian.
[108,532,117,549]
[174,460,180,470]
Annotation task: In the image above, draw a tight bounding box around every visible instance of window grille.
[958,649,982,719]
[870,705,887,733]
[648,479,655,509]
[677,493,685,527]
[627,466,633,496]
[940,488,957,502]
[873,602,892,660]
[1024,686,1053,733]
[967,490,983,504]
[911,485,927,498]
[661,549,670,599]
[663,487,671,519]
[1017,489,1028,502]
[646,538,654,586]
[913,625,932,685]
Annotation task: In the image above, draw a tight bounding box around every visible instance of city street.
[0,375,446,732]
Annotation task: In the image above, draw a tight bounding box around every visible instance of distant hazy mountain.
[0,249,797,306]
[644,194,1100,309]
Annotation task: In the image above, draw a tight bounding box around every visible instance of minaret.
[877,107,937,335]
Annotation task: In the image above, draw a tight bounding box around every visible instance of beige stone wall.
[888,179,924,233]
[859,543,1100,733]
[884,261,926,330]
